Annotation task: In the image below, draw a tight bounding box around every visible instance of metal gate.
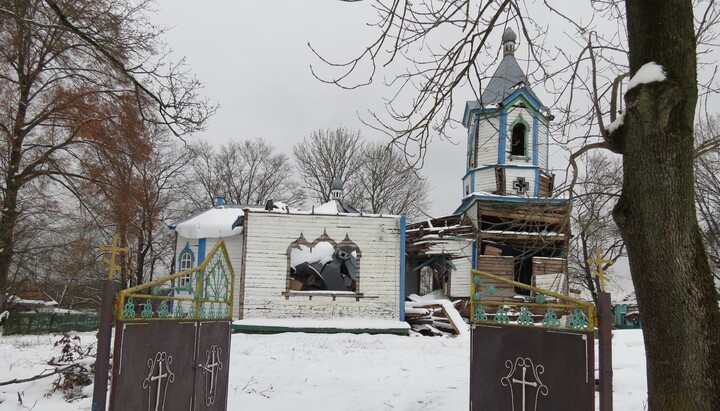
[469,270,596,411]
[109,240,235,411]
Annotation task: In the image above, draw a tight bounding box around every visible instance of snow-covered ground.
[0,329,647,410]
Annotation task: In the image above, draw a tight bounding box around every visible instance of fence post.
[91,280,115,411]
[598,291,613,411]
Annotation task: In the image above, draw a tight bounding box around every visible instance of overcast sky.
[151,0,495,217]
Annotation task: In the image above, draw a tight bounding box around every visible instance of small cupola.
[330,177,344,200]
[502,27,517,56]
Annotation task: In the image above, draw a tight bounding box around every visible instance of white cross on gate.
[150,361,168,411]
[206,349,219,398]
[512,365,538,411]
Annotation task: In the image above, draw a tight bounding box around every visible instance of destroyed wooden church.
[168,29,571,335]
[405,27,571,319]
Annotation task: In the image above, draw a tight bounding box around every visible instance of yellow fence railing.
[116,239,235,321]
[470,269,596,331]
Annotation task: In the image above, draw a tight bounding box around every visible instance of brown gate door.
[194,321,231,410]
[469,269,596,411]
[109,240,235,411]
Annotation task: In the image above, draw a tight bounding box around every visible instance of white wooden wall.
[537,120,548,170]
[423,239,474,298]
[476,116,500,166]
[240,212,402,320]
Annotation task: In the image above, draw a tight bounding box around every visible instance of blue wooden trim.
[471,240,477,270]
[470,171,476,193]
[467,121,476,169]
[534,168,540,197]
[502,88,544,111]
[197,238,207,264]
[499,109,507,164]
[533,115,539,166]
[399,215,406,321]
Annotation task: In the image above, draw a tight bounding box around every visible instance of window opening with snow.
[287,231,361,293]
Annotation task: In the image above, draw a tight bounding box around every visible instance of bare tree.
[568,152,624,306]
[695,115,720,287]
[348,142,430,220]
[320,0,720,407]
[293,127,365,203]
[180,138,302,213]
[0,0,214,309]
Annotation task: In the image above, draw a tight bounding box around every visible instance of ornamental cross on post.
[586,246,614,292]
[99,233,128,280]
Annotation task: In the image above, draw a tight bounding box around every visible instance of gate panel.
[470,324,594,411]
[469,269,596,411]
[194,321,232,410]
[110,321,197,411]
[109,239,235,411]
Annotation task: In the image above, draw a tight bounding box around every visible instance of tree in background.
[568,153,624,306]
[180,138,302,213]
[294,128,431,219]
[0,0,213,310]
[293,127,365,203]
[695,115,720,288]
[349,142,430,220]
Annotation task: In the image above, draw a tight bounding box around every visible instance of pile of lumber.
[405,295,468,337]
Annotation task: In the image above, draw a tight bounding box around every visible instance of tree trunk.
[612,1,720,409]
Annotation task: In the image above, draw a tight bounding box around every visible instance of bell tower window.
[511,123,526,156]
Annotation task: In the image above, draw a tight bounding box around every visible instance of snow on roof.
[174,206,249,239]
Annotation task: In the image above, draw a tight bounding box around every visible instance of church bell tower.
[460,27,554,199]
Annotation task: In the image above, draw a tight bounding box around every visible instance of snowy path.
[0,330,646,410]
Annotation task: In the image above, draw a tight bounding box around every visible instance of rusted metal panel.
[110,321,197,411]
[470,324,594,411]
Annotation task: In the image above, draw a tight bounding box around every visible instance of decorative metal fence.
[2,312,99,335]
[116,239,235,322]
[470,269,595,331]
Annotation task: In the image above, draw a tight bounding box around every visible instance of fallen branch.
[0,363,84,386]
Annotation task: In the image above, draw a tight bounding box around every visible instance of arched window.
[177,244,194,288]
[287,232,361,293]
[511,123,526,156]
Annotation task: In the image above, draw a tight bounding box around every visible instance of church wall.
[240,212,402,321]
[475,116,500,166]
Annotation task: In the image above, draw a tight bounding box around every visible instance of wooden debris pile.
[405,295,469,337]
